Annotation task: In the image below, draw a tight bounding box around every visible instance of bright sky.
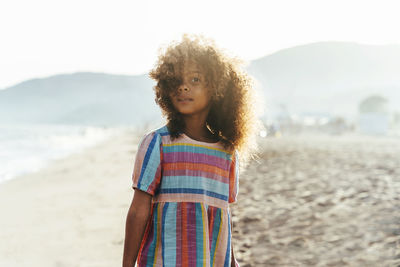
[0,0,399,89]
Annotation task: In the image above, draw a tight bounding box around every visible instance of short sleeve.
[131,131,163,196]
[228,150,240,204]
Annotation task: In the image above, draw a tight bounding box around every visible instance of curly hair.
[148,33,263,168]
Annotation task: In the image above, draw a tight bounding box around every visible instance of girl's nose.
[178,85,190,92]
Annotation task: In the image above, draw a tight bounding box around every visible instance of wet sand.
[0,130,399,266]
[0,129,142,267]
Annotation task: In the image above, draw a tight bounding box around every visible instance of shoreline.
[0,128,141,267]
[0,124,138,186]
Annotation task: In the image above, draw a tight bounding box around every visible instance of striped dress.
[131,124,240,267]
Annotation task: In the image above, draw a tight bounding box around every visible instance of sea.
[0,123,133,185]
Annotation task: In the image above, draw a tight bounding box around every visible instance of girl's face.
[169,62,212,117]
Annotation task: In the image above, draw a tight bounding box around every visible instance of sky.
[0,0,399,90]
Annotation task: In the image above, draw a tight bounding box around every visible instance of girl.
[123,33,261,267]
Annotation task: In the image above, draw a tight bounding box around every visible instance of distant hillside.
[247,41,400,121]
[0,72,162,126]
[0,41,399,127]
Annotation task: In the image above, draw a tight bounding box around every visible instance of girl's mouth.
[177,98,193,102]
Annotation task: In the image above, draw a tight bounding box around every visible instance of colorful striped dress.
[131,124,240,267]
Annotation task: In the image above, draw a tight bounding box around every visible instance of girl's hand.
[122,189,153,267]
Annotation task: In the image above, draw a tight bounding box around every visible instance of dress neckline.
[163,124,221,146]
[181,132,221,145]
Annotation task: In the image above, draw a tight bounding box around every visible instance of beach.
[0,129,142,267]
[1,130,399,266]
[232,133,400,267]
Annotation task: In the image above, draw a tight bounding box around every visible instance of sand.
[231,133,400,267]
[0,129,142,267]
[1,130,399,267]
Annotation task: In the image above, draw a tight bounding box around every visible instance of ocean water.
[0,123,131,184]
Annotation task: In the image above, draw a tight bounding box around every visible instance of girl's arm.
[122,189,153,267]
[230,211,239,267]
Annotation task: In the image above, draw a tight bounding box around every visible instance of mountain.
[247,41,400,121]
[0,41,399,127]
[0,72,162,126]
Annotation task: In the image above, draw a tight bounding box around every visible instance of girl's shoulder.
[137,124,169,148]
[139,124,169,139]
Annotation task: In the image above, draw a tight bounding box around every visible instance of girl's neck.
[183,117,218,143]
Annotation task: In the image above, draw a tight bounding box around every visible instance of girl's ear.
[213,90,224,102]
[215,91,223,99]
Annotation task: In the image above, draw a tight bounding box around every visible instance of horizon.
[1,40,399,91]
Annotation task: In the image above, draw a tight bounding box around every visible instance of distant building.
[357,95,389,135]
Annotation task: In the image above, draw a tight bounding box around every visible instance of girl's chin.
[177,110,195,116]
[175,105,193,113]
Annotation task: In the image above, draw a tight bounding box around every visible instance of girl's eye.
[191,77,200,83]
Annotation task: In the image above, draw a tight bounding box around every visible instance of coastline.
[0,128,141,267]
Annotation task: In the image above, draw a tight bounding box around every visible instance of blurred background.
[0,0,399,266]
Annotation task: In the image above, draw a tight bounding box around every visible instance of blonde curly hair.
[149,33,262,168]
